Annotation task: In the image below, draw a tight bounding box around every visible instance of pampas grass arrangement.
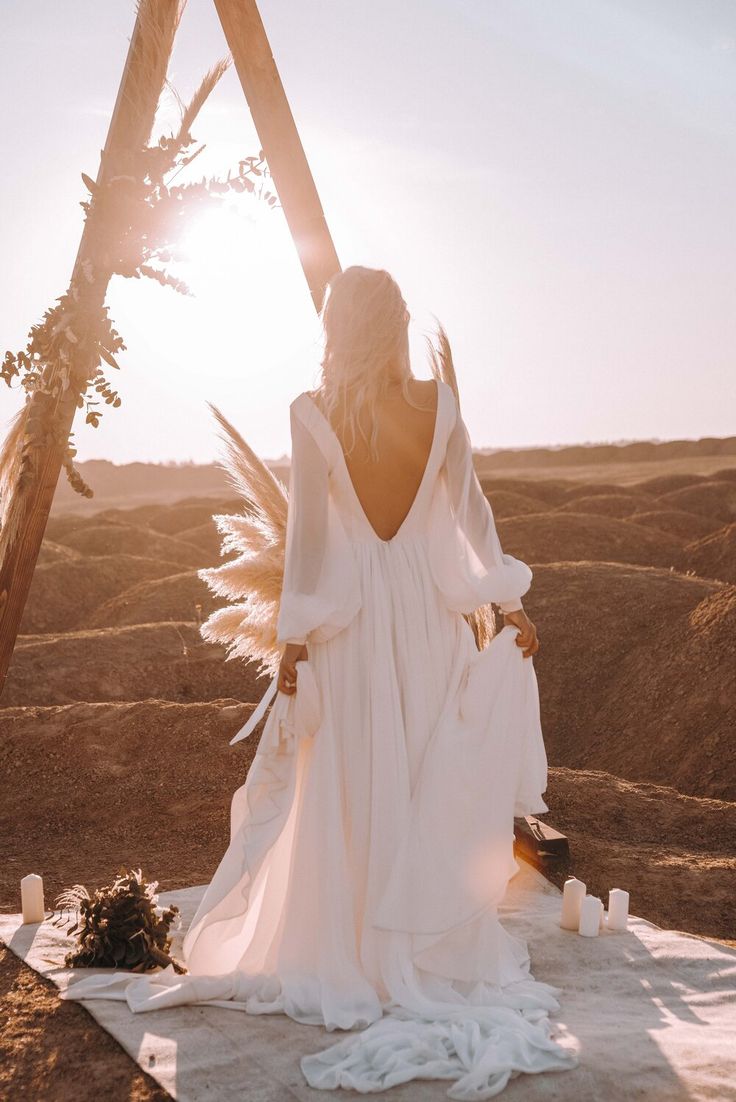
[52,867,185,974]
[198,402,289,678]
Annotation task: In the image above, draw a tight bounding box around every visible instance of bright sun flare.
[181,200,290,295]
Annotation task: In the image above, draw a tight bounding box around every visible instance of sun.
[180,198,293,303]
[175,195,320,358]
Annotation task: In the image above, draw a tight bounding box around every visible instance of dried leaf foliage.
[51,866,185,974]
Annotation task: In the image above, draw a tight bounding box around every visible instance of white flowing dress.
[62,378,578,1099]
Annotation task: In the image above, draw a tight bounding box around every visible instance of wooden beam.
[0,0,182,694]
[213,0,341,312]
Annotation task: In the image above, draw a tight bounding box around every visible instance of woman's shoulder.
[290,389,319,416]
[289,391,335,458]
[294,378,453,420]
[408,377,442,410]
[416,377,458,426]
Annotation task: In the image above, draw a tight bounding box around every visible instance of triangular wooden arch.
[0,0,341,690]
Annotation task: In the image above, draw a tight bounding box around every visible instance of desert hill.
[44,434,736,516]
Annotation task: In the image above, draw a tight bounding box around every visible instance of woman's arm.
[275,405,328,694]
[278,641,307,695]
[275,398,363,690]
[501,607,540,658]
[444,400,539,656]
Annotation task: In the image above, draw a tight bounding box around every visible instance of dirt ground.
[0,945,169,1102]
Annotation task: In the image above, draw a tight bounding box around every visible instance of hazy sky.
[1,0,735,464]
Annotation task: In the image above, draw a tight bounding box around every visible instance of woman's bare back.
[310,378,439,542]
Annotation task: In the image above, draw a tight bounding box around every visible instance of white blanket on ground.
[1,860,734,1102]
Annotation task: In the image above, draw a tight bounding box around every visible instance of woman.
[65,266,578,1098]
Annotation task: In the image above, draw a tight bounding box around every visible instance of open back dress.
[63,377,578,1099]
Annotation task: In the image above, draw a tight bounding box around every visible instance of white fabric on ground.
[2,862,735,1101]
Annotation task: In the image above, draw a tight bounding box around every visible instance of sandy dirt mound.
[176,521,232,563]
[142,499,245,536]
[87,570,220,629]
[3,624,266,707]
[44,514,122,544]
[633,472,706,495]
[711,467,736,483]
[498,513,684,569]
[484,491,549,518]
[684,522,736,584]
[526,562,719,780]
[544,767,735,941]
[0,700,257,910]
[562,481,636,500]
[630,509,721,541]
[657,480,736,524]
[479,478,574,505]
[554,493,650,518]
[20,556,185,634]
[36,540,82,566]
[176,494,245,511]
[95,504,165,528]
[583,585,736,800]
[146,503,229,536]
[516,480,575,505]
[56,523,207,569]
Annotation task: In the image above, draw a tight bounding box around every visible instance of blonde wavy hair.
[312,266,430,462]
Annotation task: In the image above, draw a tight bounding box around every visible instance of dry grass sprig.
[0,403,31,560]
[175,56,231,146]
[426,320,496,650]
[197,404,289,676]
[206,402,288,537]
[124,0,187,146]
[426,317,460,407]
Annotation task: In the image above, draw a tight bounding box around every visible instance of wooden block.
[513,815,569,864]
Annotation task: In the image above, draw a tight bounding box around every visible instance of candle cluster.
[560,877,629,936]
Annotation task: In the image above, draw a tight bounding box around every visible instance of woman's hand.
[502,608,540,658]
[278,642,308,695]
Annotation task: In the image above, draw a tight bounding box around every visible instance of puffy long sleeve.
[428,397,532,615]
[275,401,362,646]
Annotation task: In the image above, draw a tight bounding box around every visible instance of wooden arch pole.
[0,0,182,693]
[214,0,342,311]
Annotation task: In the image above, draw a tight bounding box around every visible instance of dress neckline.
[302,378,446,544]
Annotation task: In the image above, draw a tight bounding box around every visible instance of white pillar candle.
[607,888,630,932]
[578,894,603,937]
[21,873,45,924]
[560,877,586,930]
